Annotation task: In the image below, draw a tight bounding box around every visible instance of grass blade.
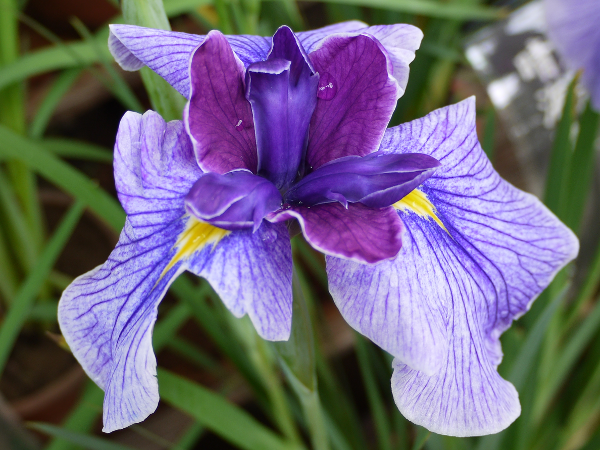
[30,423,134,450]
[564,101,600,233]
[29,68,82,139]
[544,77,577,217]
[0,124,125,231]
[0,200,85,374]
[40,138,113,163]
[355,335,392,450]
[158,368,301,450]
[305,0,505,20]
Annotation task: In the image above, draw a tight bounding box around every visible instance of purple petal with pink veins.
[185,170,282,231]
[285,151,440,208]
[186,30,258,174]
[307,34,399,169]
[109,24,270,98]
[269,203,403,264]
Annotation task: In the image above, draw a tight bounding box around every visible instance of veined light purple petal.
[307,34,399,169]
[58,217,186,433]
[61,110,201,432]
[362,24,423,96]
[61,110,293,432]
[185,170,282,231]
[186,30,257,174]
[296,21,368,51]
[327,97,578,436]
[246,26,319,189]
[545,0,600,109]
[188,221,292,340]
[269,203,403,264]
[285,152,440,208]
[298,22,423,95]
[114,111,202,236]
[109,24,270,98]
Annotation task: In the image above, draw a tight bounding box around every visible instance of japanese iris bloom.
[58,21,427,432]
[57,21,579,437]
[545,0,600,109]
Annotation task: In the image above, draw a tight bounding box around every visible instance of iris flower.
[59,21,426,432]
[58,21,578,437]
[545,0,600,109]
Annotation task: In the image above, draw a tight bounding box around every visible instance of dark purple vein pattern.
[307,34,399,169]
[58,111,292,433]
[326,98,579,435]
[186,31,258,174]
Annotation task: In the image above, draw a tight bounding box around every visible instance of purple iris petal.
[246,27,319,189]
[307,34,399,169]
[327,98,579,436]
[298,23,423,96]
[545,0,600,109]
[285,152,440,208]
[188,221,292,340]
[185,170,282,231]
[109,24,270,98]
[269,203,404,263]
[186,30,257,174]
[59,110,293,433]
[60,111,201,433]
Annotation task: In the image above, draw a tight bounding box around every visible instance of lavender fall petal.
[188,221,293,341]
[307,34,399,169]
[185,170,282,231]
[327,98,579,436]
[285,152,440,208]
[60,111,204,433]
[186,30,258,174]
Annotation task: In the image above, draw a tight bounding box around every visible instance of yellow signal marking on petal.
[393,189,448,234]
[162,216,230,277]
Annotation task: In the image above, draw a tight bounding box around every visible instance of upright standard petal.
[269,203,403,264]
[185,170,282,231]
[298,22,423,95]
[285,152,440,208]
[327,98,578,436]
[307,34,399,169]
[545,0,600,109]
[247,27,319,189]
[186,30,258,174]
[109,24,270,98]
